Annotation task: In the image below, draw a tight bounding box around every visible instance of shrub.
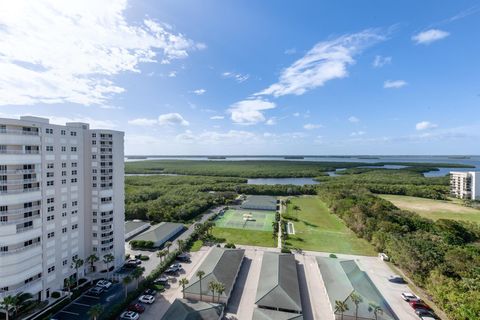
[224,243,236,249]
[281,247,291,254]
[139,255,150,261]
[51,291,61,299]
[329,254,337,258]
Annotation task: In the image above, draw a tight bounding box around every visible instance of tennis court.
[215,209,276,231]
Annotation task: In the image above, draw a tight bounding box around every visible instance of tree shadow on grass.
[301,220,318,228]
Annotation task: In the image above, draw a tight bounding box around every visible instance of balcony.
[0,277,42,298]
[0,177,40,185]
[0,241,41,256]
[0,187,40,195]
[0,150,40,155]
[0,206,41,215]
[0,212,40,225]
[0,129,39,136]
[0,168,40,175]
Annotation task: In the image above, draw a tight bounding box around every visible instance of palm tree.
[122,276,132,300]
[103,254,115,281]
[177,239,185,253]
[335,300,349,320]
[12,292,32,316]
[216,282,225,303]
[64,277,74,299]
[71,257,84,287]
[368,302,383,320]
[350,292,363,320]
[86,254,99,273]
[87,304,103,320]
[208,281,217,303]
[157,250,167,263]
[179,278,189,298]
[196,270,205,301]
[164,241,172,253]
[0,295,16,320]
[132,267,144,289]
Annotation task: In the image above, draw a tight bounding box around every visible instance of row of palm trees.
[0,292,33,320]
[189,270,225,303]
[335,291,383,320]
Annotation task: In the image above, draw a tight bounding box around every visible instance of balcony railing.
[0,187,40,195]
[0,241,41,256]
[0,150,40,155]
[16,224,35,233]
[0,129,39,136]
[0,178,40,185]
[0,277,42,298]
[0,168,40,175]
[0,206,41,215]
[0,212,40,225]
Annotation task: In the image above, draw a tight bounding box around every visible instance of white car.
[401,292,420,302]
[420,317,436,320]
[138,294,155,304]
[96,280,112,289]
[120,311,140,320]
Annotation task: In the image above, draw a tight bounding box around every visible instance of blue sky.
[0,0,479,155]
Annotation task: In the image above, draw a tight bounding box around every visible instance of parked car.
[120,311,140,320]
[401,292,420,302]
[419,317,437,320]
[410,301,432,310]
[127,303,145,314]
[388,275,406,284]
[378,252,389,261]
[96,280,112,289]
[143,289,156,296]
[415,309,437,318]
[154,275,169,285]
[165,263,182,274]
[176,253,191,262]
[87,286,104,296]
[125,259,142,268]
[139,294,155,304]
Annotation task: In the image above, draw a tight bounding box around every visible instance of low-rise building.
[124,220,150,240]
[255,252,302,315]
[161,298,224,320]
[241,195,278,211]
[450,171,480,200]
[183,247,245,303]
[130,222,184,248]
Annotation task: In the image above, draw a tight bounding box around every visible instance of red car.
[409,301,432,310]
[127,303,145,313]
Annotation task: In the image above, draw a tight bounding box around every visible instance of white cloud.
[293,112,300,117]
[176,130,258,144]
[158,113,189,126]
[210,115,225,120]
[284,48,297,55]
[128,118,158,126]
[222,72,250,83]
[256,29,386,97]
[348,116,360,123]
[228,99,276,125]
[350,131,366,136]
[0,0,202,106]
[372,55,392,68]
[266,118,277,126]
[192,89,206,95]
[412,29,450,45]
[384,80,407,89]
[168,71,177,78]
[303,123,323,130]
[416,121,438,131]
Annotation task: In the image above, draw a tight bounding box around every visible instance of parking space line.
[72,302,91,307]
[58,310,80,316]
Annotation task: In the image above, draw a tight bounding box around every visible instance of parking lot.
[52,282,125,320]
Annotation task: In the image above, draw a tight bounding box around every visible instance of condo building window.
[92,133,96,138]
[47,172,54,178]
[71,178,77,183]
[47,266,55,273]
[72,201,77,207]
[62,163,66,168]
[72,170,77,175]
[72,224,78,230]
[61,179,66,185]
[47,215,54,221]
[62,212,67,217]
[1,246,8,252]
[62,203,67,209]
[47,206,54,212]
[62,171,66,176]
[71,147,77,152]
[47,198,54,203]
[71,210,77,215]
[61,130,66,135]
[70,131,77,136]
[62,227,67,233]
[62,260,68,266]
[45,128,53,134]
[47,163,54,169]
[47,181,54,186]
[72,162,77,168]
[47,232,54,238]
[46,146,53,152]
[61,146,66,152]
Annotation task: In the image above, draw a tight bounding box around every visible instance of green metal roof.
[161,298,223,320]
[184,247,245,299]
[241,195,277,211]
[255,252,302,312]
[253,308,303,320]
[124,220,150,234]
[131,222,184,243]
[316,257,396,320]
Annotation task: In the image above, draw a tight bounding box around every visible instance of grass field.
[380,194,480,223]
[214,209,275,231]
[212,227,276,247]
[284,196,376,256]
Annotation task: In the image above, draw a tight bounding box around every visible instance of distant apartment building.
[450,171,480,200]
[0,116,125,302]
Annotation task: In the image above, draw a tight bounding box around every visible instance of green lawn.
[380,194,480,223]
[189,239,203,252]
[212,227,277,248]
[284,196,376,256]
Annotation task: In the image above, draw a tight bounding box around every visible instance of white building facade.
[0,116,124,302]
[450,171,480,200]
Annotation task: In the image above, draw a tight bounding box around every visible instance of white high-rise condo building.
[0,116,125,302]
[450,171,480,200]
